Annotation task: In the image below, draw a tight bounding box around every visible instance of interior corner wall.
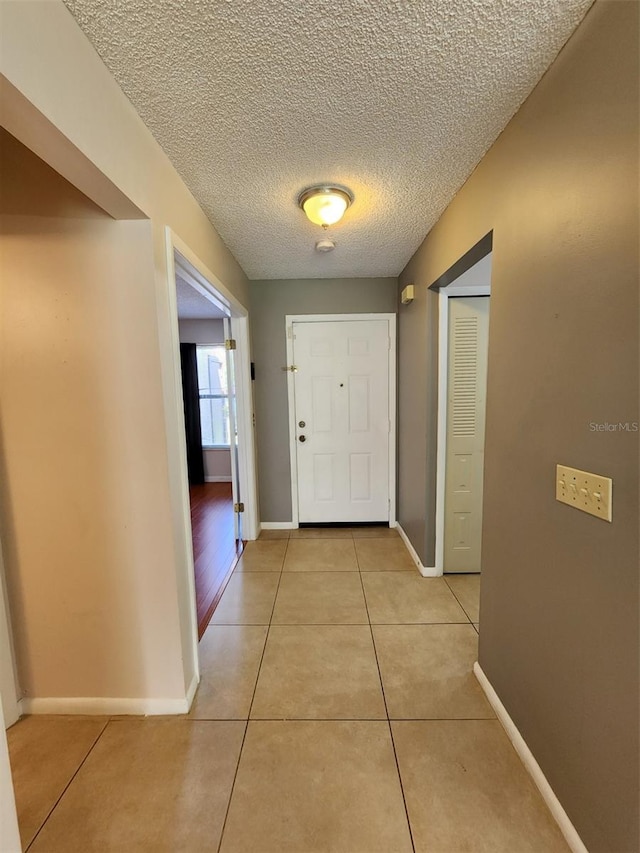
[0,0,250,309]
[397,2,639,851]
[1,0,255,703]
[0,214,185,703]
[397,279,439,566]
[249,278,398,522]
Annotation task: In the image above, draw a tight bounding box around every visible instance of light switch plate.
[556,465,612,522]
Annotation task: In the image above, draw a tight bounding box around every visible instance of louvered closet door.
[444,296,490,573]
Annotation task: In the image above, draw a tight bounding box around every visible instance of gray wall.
[177,318,225,345]
[397,3,638,851]
[249,278,397,522]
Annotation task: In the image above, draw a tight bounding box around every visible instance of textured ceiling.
[175,275,227,319]
[63,0,592,279]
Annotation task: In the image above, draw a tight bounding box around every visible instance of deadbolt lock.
[298,421,306,428]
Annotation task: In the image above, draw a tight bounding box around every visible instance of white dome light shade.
[298,186,353,227]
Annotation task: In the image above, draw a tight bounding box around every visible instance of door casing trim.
[285,313,397,529]
[163,228,259,699]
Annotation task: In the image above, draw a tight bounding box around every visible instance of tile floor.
[7,528,570,852]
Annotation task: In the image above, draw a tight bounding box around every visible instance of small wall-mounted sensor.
[401,284,415,304]
[315,238,335,253]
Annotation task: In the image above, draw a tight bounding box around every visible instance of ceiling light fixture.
[298,185,353,228]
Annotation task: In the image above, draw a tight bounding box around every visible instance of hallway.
[7,528,569,852]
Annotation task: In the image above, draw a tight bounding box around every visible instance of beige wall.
[398,2,639,850]
[0,2,249,306]
[0,1,252,704]
[249,278,398,522]
[0,126,106,219]
[0,213,186,701]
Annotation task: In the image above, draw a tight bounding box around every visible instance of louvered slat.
[452,317,478,437]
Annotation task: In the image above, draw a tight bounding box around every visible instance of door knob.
[298,435,306,442]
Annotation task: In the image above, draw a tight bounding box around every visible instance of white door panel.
[293,320,390,523]
[444,297,490,572]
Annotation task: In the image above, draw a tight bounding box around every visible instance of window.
[196,345,230,447]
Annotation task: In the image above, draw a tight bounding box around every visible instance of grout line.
[106,713,496,723]
[211,620,472,627]
[354,544,417,853]
[215,722,249,853]
[216,540,288,853]
[25,718,111,852]
[443,575,477,625]
[187,715,496,722]
[367,620,472,627]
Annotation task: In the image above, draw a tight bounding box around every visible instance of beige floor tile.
[220,721,413,853]
[352,526,400,538]
[210,572,279,624]
[190,625,267,718]
[7,715,108,850]
[445,573,481,622]
[392,720,571,853]
[251,625,386,719]
[373,624,494,719]
[362,573,469,624]
[290,526,354,539]
[235,539,287,571]
[30,720,245,853]
[355,538,416,571]
[272,572,368,624]
[258,528,290,539]
[283,538,358,572]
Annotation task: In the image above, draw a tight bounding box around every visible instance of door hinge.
[225,339,237,350]
[234,502,245,513]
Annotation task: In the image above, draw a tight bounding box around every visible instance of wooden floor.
[190,482,241,637]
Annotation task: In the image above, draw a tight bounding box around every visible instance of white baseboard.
[473,663,588,853]
[185,671,199,713]
[204,475,232,483]
[260,521,297,530]
[396,523,440,577]
[19,695,191,716]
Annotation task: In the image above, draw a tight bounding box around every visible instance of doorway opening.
[435,251,492,576]
[174,269,240,636]
[167,240,259,640]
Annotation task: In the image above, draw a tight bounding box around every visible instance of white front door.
[444,296,490,572]
[292,319,391,523]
